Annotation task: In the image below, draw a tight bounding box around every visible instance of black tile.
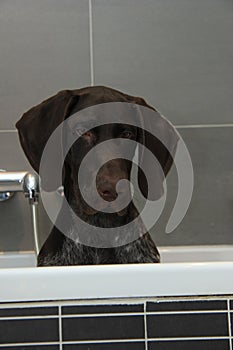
[0,318,59,344]
[148,339,230,350]
[62,304,143,315]
[0,306,58,317]
[231,313,233,334]
[63,315,144,341]
[64,342,145,350]
[147,300,227,312]
[6,347,59,350]
[147,313,228,338]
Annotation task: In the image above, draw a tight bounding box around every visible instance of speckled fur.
[15,86,175,267]
[38,203,160,266]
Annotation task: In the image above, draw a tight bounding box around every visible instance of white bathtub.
[0,245,233,303]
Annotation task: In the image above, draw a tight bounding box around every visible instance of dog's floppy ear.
[137,106,179,201]
[16,90,80,190]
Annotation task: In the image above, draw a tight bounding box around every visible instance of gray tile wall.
[0,0,232,252]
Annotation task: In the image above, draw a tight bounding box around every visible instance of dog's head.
[16,86,178,219]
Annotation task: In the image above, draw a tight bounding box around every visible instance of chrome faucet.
[0,170,40,256]
[22,172,40,204]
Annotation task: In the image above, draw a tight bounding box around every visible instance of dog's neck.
[57,197,144,248]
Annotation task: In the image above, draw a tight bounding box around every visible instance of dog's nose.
[97,179,119,202]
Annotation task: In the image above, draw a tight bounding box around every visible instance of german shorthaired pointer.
[16,86,177,266]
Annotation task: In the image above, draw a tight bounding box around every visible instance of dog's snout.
[96,160,128,202]
[97,178,119,202]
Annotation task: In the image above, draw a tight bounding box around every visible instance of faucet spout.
[22,172,40,204]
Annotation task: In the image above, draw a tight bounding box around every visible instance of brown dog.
[16,86,177,266]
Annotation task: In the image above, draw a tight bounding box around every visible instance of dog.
[16,86,178,266]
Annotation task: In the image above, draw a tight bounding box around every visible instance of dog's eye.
[75,127,96,144]
[75,127,89,136]
[121,130,135,139]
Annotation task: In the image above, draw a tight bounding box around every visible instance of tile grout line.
[58,305,63,350]
[88,0,94,86]
[0,315,59,321]
[0,129,17,133]
[61,339,145,345]
[0,342,60,348]
[0,309,229,321]
[142,310,229,315]
[144,301,148,350]
[1,124,233,134]
[68,308,220,317]
[148,336,230,341]
[227,299,232,350]
[176,123,233,129]
[0,337,229,347]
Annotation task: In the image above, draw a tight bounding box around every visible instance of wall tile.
[0,297,231,349]
[62,315,144,341]
[1,0,233,252]
[0,192,33,251]
[147,300,227,312]
[0,0,90,130]
[0,131,32,171]
[2,127,233,251]
[0,132,56,252]
[64,343,145,350]
[0,318,59,344]
[151,127,233,246]
[62,303,144,315]
[0,191,53,252]
[0,306,58,317]
[93,0,233,124]
[6,347,59,350]
[147,313,228,338]
[231,312,233,335]
[148,339,230,350]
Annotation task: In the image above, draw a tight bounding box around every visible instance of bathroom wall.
[0,0,233,252]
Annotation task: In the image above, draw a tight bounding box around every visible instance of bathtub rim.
[1,244,233,268]
[0,261,233,303]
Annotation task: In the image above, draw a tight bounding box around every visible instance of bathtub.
[0,245,233,301]
[0,246,232,349]
[1,171,232,301]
